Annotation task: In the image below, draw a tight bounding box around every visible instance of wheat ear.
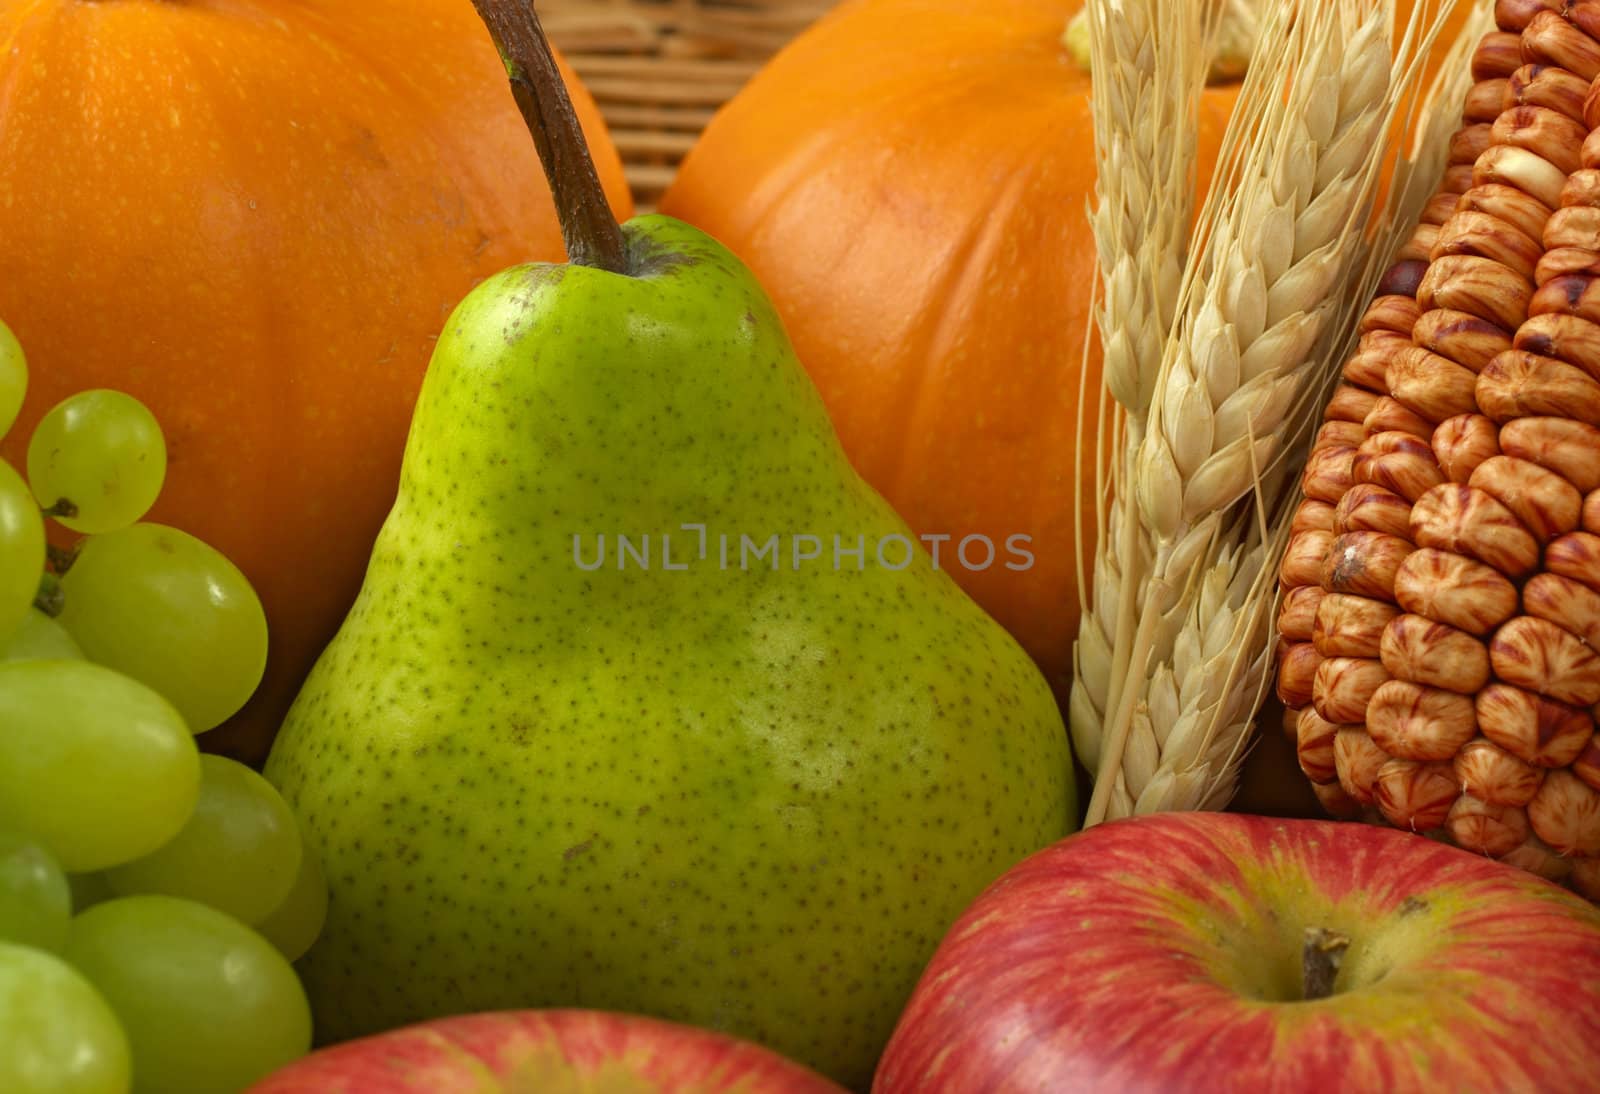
[1081,0,1474,823]
[1069,0,1211,775]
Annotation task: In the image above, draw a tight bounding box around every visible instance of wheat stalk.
[1086,0,1211,423]
[1136,3,1397,543]
[1155,5,1492,817]
[1078,0,1481,825]
[1069,0,1212,775]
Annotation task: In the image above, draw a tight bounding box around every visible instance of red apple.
[875,812,1600,1093]
[247,1009,846,1093]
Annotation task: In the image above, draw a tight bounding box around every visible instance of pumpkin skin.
[0,0,632,762]
[660,0,1237,701]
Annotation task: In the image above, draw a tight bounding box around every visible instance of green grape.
[0,940,131,1094]
[64,896,311,1094]
[26,389,166,535]
[106,755,301,926]
[57,523,268,733]
[0,832,71,952]
[0,659,201,872]
[0,318,24,441]
[254,820,329,962]
[1,606,85,662]
[0,457,45,642]
[68,871,117,914]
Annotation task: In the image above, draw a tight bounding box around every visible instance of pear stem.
[1301,927,1351,1001]
[469,0,627,274]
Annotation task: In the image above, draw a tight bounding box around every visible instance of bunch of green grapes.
[0,319,329,1094]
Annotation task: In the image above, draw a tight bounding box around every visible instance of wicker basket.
[543,0,836,210]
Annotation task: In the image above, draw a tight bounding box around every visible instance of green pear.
[264,3,1075,1087]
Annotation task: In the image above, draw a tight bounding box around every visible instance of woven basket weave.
[543,0,835,210]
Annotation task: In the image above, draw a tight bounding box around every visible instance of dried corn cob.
[1277,0,1600,900]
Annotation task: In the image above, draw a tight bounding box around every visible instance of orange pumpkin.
[661,0,1473,705]
[0,0,631,763]
[660,0,1237,701]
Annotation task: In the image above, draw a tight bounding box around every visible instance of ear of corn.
[1277,0,1600,901]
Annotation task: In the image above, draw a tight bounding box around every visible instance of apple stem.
[1302,927,1352,1001]
[469,0,627,274]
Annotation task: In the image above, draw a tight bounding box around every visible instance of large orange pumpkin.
[0,0,632,763]
[661,0,1473,705]
[660,0,1237,702]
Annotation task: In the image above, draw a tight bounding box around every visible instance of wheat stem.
[1071,0,1211,781]
[1087,0,1208,425]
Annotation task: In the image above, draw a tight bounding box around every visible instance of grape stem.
[47,543,80,575]
[40,497,78,520]
[468,0,627,274]
[34,573,63,618]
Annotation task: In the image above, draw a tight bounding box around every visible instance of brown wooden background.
[543,0,836,209]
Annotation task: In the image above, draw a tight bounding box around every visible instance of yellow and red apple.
[875,812,1600,1093]
[246,1008,845,1093]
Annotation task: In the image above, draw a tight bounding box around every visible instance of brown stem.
[469,0,627,274]
[1302,927,1352,1001]
[47,542,80,575]
[34,573,62,618]
[40,497,77,520]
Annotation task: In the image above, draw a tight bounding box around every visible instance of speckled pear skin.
[264,214,1075,1090]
